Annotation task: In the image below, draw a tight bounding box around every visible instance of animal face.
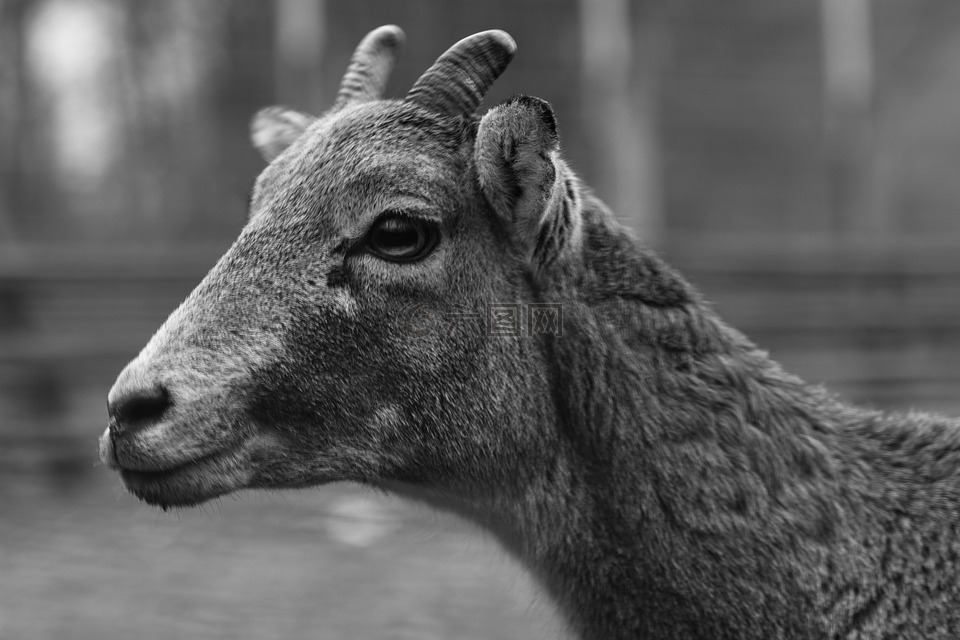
[100,27,579,510]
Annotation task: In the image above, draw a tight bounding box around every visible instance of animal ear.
[476,95,583,274]
[250,106,315,162]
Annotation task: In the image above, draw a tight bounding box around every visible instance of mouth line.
[119,445,243,485]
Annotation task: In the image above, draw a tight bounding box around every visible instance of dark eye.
[365,214,439,263]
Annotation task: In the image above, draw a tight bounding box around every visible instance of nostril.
[108,384,172,434]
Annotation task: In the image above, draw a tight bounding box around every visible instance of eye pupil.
[366,214,438,262]
[374,224,420,253]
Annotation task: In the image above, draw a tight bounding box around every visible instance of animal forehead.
[257,102,466,204]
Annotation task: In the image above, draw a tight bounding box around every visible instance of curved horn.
[334,25,405,109]
[405,30,516,116]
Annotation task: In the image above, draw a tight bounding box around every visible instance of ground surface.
[0,471,565,640]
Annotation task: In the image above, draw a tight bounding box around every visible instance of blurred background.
[2,0,960,638]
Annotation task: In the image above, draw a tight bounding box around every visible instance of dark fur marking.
[841,589,886,637]
[326,264,349,288]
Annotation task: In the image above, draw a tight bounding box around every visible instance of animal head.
[100,26,588,510]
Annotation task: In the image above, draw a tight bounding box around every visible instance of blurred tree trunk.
[0,0,24,240]
[274,0,326,113]
[0,0,36,240]
[115,1,227,240]
[821,0,877,236]
[579,0,665,244]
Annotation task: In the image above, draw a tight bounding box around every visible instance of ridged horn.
[333,25,405,109]
[405,30,516,116]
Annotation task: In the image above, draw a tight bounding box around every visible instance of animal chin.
[118,445,250,509]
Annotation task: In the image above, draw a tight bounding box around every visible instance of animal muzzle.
[100,350,262,508]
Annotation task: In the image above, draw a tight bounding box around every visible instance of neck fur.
[502,199,858,639]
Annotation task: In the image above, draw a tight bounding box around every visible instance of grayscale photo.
[3,1,960,638]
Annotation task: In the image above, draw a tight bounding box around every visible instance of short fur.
[101,27,960,639]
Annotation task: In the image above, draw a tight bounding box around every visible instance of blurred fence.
[667,236,960,412]
[0,242,223,481]
[3,234,960,486]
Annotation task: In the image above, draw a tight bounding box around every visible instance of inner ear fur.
[251,107,316,162]
[476,94,581,273]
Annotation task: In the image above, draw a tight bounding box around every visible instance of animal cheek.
[296,275,358,320]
